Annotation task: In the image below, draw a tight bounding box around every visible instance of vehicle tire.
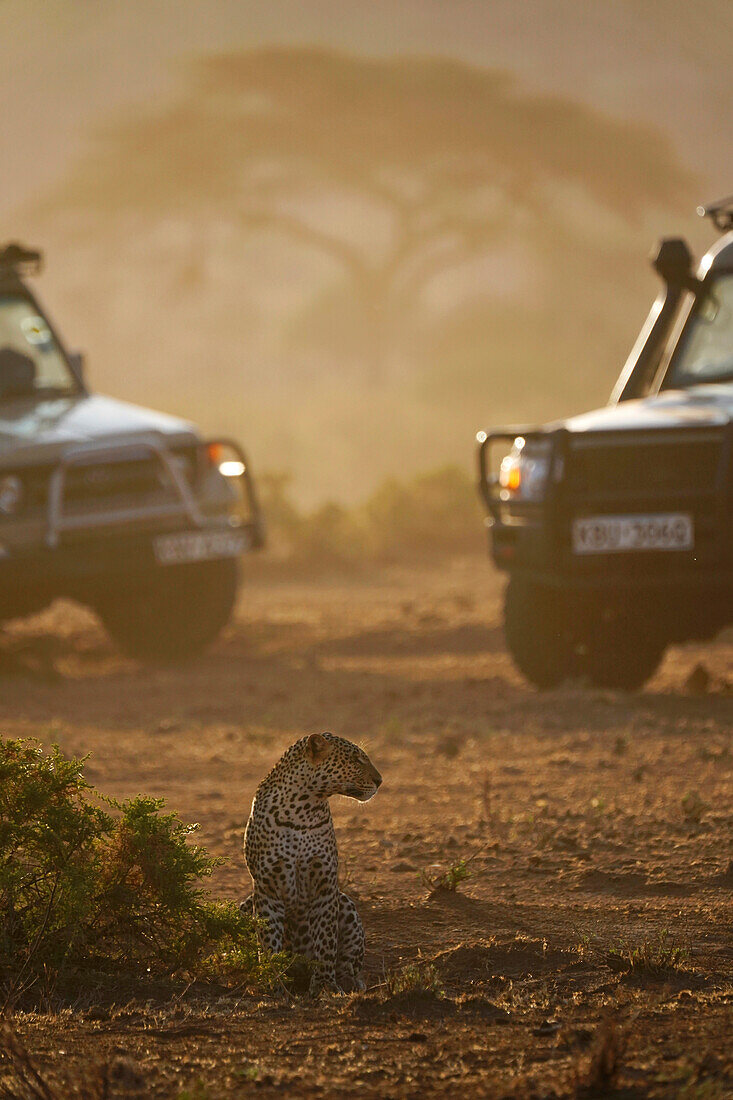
[96,558,239,662]
[578,609,666,691]
[503,576,575,689]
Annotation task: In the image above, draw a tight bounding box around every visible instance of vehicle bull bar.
[45,435,264,550]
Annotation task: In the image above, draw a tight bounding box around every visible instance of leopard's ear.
[305,732,332,765]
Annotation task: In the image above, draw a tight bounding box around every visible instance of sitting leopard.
[243,731,382,994]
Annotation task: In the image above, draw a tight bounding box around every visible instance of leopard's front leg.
[336,891,366,992]
[253,886,285,956]
[307,888,340,995]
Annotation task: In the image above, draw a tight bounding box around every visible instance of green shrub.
[257,463,482,566]
[0,739,265,998]
[295,501,364,565]
[364,466,481,559]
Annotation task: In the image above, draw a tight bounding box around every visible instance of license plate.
[153,529,250,565]
[572,513,693,555]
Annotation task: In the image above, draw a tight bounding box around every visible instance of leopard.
[243,731,382,995]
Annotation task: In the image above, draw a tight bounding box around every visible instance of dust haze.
[3,2,731,503]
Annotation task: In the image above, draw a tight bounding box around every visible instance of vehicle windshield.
[664,273,733,388]
[0,295,81,401]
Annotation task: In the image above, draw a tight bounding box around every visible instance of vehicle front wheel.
[503,576,575,689]
[577,608,666,691]
[95,558,239,662]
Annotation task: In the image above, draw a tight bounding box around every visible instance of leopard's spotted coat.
[244,732,382,994]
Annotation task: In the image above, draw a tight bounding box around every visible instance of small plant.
[420,843,486,893]
[384,957,443,997]
[681,789,709,824]
[421,857,471,892]
[178,1083,215,1100]
[234,1066,261,1083]
[575,934,591,959]
[606,930,690,977]
[613,734,629,756]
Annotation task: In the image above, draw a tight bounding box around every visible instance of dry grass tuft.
[606,930,690,978]
[383,958,443,997]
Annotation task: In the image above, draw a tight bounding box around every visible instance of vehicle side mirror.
[68,351,85,380]
[652,238,701,294]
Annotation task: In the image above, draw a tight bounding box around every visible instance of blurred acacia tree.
[51,49,694,384]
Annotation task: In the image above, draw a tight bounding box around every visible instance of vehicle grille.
[65,458,166,500]
[565,433,723,499]
[21,447,198,515]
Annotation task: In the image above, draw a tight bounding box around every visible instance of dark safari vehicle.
[477,200,733,690]
[0,243,264,660]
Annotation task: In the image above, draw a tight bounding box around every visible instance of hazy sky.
[1,0,731,222]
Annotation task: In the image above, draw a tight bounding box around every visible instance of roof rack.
[0,242,43,276]
[697,196,733,233]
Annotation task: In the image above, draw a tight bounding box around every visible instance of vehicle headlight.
[219,460,245,478]
[203,443,244,478]
[0,474,23,515]
[499,437,552,502]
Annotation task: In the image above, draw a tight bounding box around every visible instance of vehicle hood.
[0,394,198,464]
[559,384,733,434]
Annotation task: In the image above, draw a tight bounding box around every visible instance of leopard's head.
[304,732,382,802]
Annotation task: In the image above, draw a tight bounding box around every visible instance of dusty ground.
[1,556,732,1098]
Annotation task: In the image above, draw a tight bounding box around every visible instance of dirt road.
[2,557,732,1097]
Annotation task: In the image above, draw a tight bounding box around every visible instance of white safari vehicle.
[477,200,733,690]
[0,243,264,660]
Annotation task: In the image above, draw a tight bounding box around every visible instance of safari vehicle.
[0,243,264,660]
[477,199,733,690]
